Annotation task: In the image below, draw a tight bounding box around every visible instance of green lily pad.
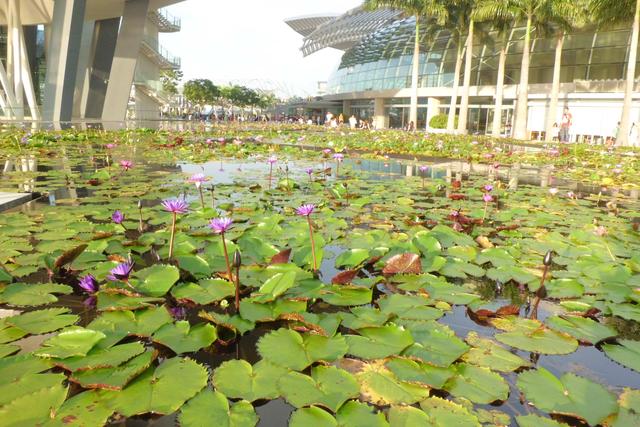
[6,308,78,335]
[320,285,373,306]
[492,317,578,355]
[253,271,297,302]
[602,339,640,373]
[34,327,106,359]
[111,357,208,416]
[545,315,617,345]
[53,341,145,371]
[335,248,370,268]
[45,390,114,427]
[444,364,509,404]
[172,279,235,304]
[516,414,570,427]
[402,321,469,367]
[257,328,347,370]
[516,367,618,426]
[152,321,217,354]
[462,332,531,372]
[289,406,338,427]
[0,354,52,382]
[608,388,640,427]
[199,311,256,335]
[96,292,164,311]
[278,365,360,412]
[212,359,289,401]
[69,350,156,390]
[0,283,73,307]
[0,382,68,427]
[345,324,414,359]
[239,298,307,322]
[132,264,180,297]
[88,306,172,348]
[178,389,258,427]
[384,357,455,389]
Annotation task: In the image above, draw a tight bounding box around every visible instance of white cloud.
[160,0,362,97]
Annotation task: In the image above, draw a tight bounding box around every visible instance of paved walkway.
[0,192,32,212]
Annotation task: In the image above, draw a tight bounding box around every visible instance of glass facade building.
[327,17,638,95]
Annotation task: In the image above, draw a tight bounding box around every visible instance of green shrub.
[429,113,457,129]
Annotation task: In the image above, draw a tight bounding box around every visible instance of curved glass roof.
[327,17,638,95]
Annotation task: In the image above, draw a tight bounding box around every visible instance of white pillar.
[426,97,441,129]
[102,0,150,125]
[8,0,23,119]
[373,98,387,129]
[42,0,87,122]
[73,21,96,119]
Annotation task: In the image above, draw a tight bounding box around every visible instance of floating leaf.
[608,388,640,427]
[6,308,78,335]
[345,325,414,359]
[111,357,208,416]
[516,414,570,427]
[462,332,531,372]
[253,272,297,302]
[0,382,67,426]
[172,279,235,305]
[239,298,307,322]
[88,306,172,348]
[385,357,455,389]
[0,354,52,382]
[96,292,164,311]
[257,328,347,370]
[444,364,509,404]
[545,315,616,345]
[331,269,359,285]
[152,321,217,354]
[53,341,145,371]
[412,231,442,256]
[212,359,289,402]
[132,264,180,297]
[289,406,338,427]
[54,244,87,270]
[199,311,255,335]
[34,327,106,359]
[516,367,618,426]
[402,321,469,367]
[69,351,156,390]
[0,283,72,307]
[320,285,372,306]
[602,339,640,373]
[492,317,578,355]
[335,249,370,268]
[270,248,292,265]
[278,366,359,412]
[46,390,114,427]
[383,253,422,276]
[178,389,258,427]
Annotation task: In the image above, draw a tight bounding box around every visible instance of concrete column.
[342,100,351,117]
[426,97,440,129]
[72,20,96,118]
[84,18,120,119]
[102,0,150,124]
[42,0,87,122]
[373,98,388,129]
[8,0,23,119]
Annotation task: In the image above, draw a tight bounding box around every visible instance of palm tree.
[456,0,478,134]
[446,29,465,131]
[365,1,448,128]
[591,0,640,146]
[543,1,583,142]
[474,1,517,137]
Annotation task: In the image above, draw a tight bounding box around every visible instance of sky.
[160,0,363,98]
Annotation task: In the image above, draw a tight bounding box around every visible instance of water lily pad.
[0,354,52,382]
[96,292,164,311]
[278,365,359,412]
[152,321,217,354]
[257,328,347,370]
[111,357,208,416]
[608,388,640,427]
[384,357,455,389]
[462,332,531,372]
[6,308,78,335]
[0,283,73,307]
[341,307,390,330]
[132,264,180,297]
[492,317,578,355]
[289,406,338,427]
[172,279,235,304]
[515,414,570,427]
[335,249,370,268]
[88,306,172,348]
[253,271,297,302]
[0,343,19,358]
[34,327,106,359]
[46,389,114,426]
[0,382,68,426]
[545,315,616,345]
[412,231,442,256]
[178,389,258,427]
[345,325,414,359]
[383,253,422,276]
[402,321,469,367]
[239,298,307,322]
[53,341,145,371]
[212,359,289,401]
[516,367,618,426]
[69,350,156,390]
[602,339,640,373]
[444,364,509,404]
[335,400,389,426]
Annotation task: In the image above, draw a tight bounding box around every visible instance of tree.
[160,69,183,96]
[364,1,448,128]
[544,1,583,142]
[444,5,468,132]
[182,79,220,109]
[454,0,479,134]
[474,1,516,136]
[591,0,640,146]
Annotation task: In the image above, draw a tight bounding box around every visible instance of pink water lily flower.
[296,204,316,217]
[209,217,233,234]
[120,160,133,170]
[162,198,188,214]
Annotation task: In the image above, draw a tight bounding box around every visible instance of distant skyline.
[160,0,363,98]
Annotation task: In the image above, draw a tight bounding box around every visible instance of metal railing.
[150,8,181,32]
[141,36,181,68]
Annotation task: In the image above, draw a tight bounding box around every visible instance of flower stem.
[234,263,241,312]
[482,202,488,223]
[221,233,232,280]
[307,216,317,272]
[168,212,176,259]
[604,240,617,262]
[268,164,272,190]
[198,185,205,210]
[138,207,143,232]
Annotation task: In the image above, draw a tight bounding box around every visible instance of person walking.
[559,107,572,143]
[630,122,639,147]
[349,115,358,129]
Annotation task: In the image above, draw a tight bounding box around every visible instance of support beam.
[8,0,24,119]
[72,20,96,118]
[84,18,120,119]
[102,0,150,124]
[42,0,87,122]
[373,98,387,130]
[426,97,440,130]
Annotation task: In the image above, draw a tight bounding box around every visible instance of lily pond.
[1,126,639,427]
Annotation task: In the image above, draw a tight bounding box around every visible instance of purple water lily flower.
[120,160,133,170]
[322,149,332,155]
[209,217,233,234]
[306,168,313,175]
[107,262,134,281]
[419,166,429,173]
[105,143,116,149]
[162,198,189,214]
[333,153,344,161]
[296,204,316,217]
[483,193,494,203]
[112,210,124,225]
[169,306,187,320]
[78,274,98,294]
[189,173,207,184]
[267,156,278,165]
[594,225,607,237]
[549,188,559,196]
[484,184,494,192]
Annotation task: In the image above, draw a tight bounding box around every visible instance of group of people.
[547,107,638,146]
[324,112,371,129]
